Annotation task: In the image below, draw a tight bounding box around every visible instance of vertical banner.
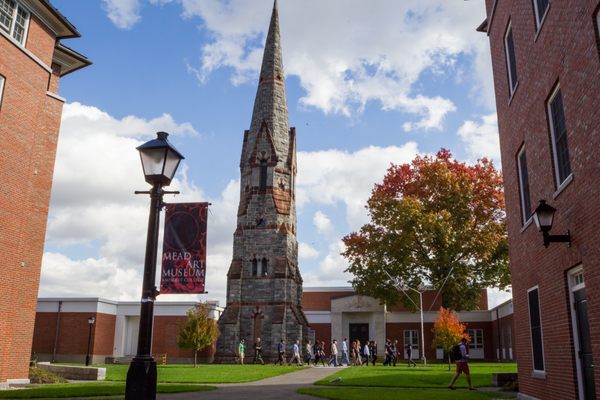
[160,202,208,294]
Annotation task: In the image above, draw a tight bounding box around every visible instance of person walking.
[370,341,378,366]
[305,340,313,364]
[363,340,370,366]
[290,339,303,366]
[406,344,416,367]
[341,338,349,366]
[448,338,476,391]
[275,339,286,365]
[355,340,363,366]
[238,339,245,365]
[383,339,391,366]
[391,339,398,366]
[328,339,339,367]
[253,337,264,365]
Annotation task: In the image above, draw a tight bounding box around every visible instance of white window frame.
[403,329,419,359]
[532,0,550,30]
[568,265,585,400]
[517,146,532,224]
[528,286,546,374]
[467,329,484,349]
[547,85,572,189]
[504,22,518,96]
[0,75,5,108]
[0,0,29,45]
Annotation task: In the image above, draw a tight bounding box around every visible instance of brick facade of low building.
[0,0,89,385]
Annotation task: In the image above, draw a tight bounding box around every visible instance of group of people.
[381,339,417,367]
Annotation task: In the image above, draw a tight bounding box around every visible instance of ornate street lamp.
[85,316,96,366]
[125,132,184,400]
[531,200,571,247]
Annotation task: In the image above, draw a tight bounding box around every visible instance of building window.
[0,0,30,45]
[595,6,600,56]
[259,159,267,191]
[0,74,5,108]
[504,23,518,96]
[547,87,572,187]
[528,287,545,372]
[403,330,419,352]
[532,0,549,30]
[467,329,484,349]
[517,146,532,223]
[252,258,258,276]
[261,258,268,276]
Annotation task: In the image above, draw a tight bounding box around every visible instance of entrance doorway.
[569,267,596,400]
[349,323,369,347]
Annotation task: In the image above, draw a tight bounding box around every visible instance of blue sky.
[40,0,510,307]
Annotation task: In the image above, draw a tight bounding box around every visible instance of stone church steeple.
[215,0,312,362]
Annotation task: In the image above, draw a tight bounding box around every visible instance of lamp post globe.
[125,132,184,400]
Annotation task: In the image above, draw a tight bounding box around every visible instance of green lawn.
[102,363,306,383]
[299,387,514,400]
[314,363,517,389]
[0,383,214,399]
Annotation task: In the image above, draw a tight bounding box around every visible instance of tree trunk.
[194,350,198,368]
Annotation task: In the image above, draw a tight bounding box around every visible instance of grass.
[298,387,515,400]
[314,362,517,389]
[102,363,306,383]
[0,383,214,399]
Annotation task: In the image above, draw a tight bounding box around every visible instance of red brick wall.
[302,292,352,311]
[0,11,66,381]
[486,0,600,398]
[32,313,116,360]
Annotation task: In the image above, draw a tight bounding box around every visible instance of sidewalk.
[158,366,342,400]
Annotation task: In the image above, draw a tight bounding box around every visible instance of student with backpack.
[448,338,475,391]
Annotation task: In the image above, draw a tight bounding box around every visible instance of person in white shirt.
[341,338,349,365]
[328,339,339,366]
[363,341,370,366]
[290,339,303,366]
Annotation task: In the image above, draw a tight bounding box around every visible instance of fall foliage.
[342,149,510,310]
[433,307,470,370]
[177,303,219,367]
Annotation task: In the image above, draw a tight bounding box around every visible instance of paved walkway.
[158,366,342,400]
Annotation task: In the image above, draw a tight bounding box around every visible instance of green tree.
[433,307,469,370]
[177,303,219,367]
[342,149,510,311]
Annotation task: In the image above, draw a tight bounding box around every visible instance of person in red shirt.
[448,338,475,391]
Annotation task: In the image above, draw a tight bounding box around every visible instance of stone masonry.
[215,0,312,362]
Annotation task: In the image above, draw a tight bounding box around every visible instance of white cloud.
[41,103,233,303]
[457,113,500,163]
[297,143,420,229]
[101,0,141,29]
[143,0,492,129]
[298,242,319,259]
[313,211,334,238]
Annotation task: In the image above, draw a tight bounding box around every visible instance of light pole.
[383,270,427,365]
[85,316,96,366]
[125,132,184,400]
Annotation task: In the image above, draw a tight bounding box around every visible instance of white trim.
[568,265,585,400]
[552,172,573,199]
[527,286,546,373]
[533,0,550,32]
[0,26,52,73]
[517,145,532,225]
[504,22,518,97]
[547,85,572,188]
[46,91,65,102]
[0,74,5,107]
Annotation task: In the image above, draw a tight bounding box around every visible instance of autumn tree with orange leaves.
[433,307,469,370]
[342,149,510,311]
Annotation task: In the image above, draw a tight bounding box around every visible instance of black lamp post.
[125,132,184,400]
[531,199,571,247]
[85,316,96,366]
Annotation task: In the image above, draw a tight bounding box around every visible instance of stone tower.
[215,0,312,362]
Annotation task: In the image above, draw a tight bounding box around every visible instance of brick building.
[479,1,600,399]
[33,290,514,364]
[215,0,311,362]
[0,0,89,386]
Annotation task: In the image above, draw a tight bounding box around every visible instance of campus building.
[479,1,600,399]
[0,0,89,386]
[33,290,515,364]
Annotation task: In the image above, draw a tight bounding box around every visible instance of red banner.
[160,202,208,294]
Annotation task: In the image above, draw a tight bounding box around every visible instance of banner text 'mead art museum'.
[160,202,208,294]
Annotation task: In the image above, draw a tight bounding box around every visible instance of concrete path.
[158,366,342,400]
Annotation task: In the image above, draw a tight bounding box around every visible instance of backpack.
[451,344,463,361]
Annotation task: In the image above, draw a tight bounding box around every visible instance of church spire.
[247,0,289,153]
